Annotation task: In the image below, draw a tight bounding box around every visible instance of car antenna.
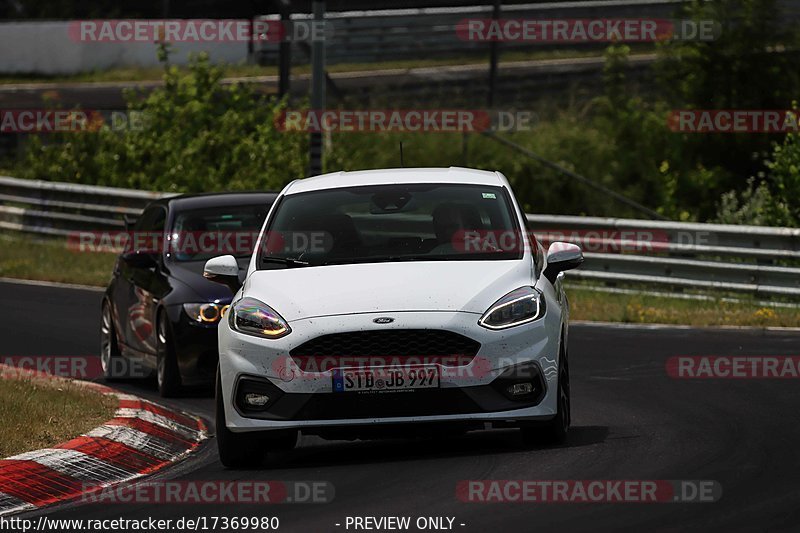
[399,142,404,167]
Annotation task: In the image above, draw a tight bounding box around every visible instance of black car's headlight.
[183,303,229,323]
[228,297,291,339]
[479,287,546,330]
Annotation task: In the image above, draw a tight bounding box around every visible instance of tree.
[656,0,800,185]
[17,53,307,192]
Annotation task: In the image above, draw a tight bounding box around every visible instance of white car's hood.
[243,260,532,321]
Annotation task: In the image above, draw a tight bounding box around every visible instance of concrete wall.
[0,21,250,74]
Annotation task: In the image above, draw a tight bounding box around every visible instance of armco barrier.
[527,215,800,298]
[0,176,174,235]
[2,175,799,298]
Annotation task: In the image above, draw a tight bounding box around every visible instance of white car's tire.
[215,369,298,468]
[521,346,570,447]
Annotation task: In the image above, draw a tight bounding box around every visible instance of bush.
[17,53,307,193]
[14,6,799,224]
[715,132,800,226]
[324,111,663,218]
[655,0,800,196]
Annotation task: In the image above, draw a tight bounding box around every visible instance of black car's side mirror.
[121,250,158,269]
[204,255,242,294]
[543,242,584,283]
[122,214,138,230]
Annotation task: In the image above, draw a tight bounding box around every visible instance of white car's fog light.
[507,382,535,396]
[244,393,270,407]
[493,362,547,403]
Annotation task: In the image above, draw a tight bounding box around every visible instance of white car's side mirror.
[204,255,242,293]
[543,242,584,283]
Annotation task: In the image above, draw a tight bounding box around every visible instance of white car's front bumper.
[218,308,563,433]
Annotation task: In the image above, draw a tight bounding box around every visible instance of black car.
[101,192,277,396]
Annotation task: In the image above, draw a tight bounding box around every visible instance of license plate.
[332,366,439,393]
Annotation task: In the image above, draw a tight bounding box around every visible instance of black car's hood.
[166,259,244,303]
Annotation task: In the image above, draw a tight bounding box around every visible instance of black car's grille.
[289,329,481,371]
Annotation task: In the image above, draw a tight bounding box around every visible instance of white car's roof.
[283,167,508,195]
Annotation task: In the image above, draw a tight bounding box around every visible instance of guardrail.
[0,176,173,236]
[2,175,799,299]
[527,215,800,298]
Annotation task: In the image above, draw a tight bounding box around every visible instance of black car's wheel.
[100,301,123,381]
[156,312,182,397]
[521,346,570,447]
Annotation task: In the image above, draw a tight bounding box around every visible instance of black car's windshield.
[259,183,522,268]
[171,204,269,262]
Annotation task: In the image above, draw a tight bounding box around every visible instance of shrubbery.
[14,0,800,225]
[716,133,800,226]
[18,53,307,193]
[656,0,800,225]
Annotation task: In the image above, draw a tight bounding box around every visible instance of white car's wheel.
[216,374,259,468]
[521,345,570,447]
[216,370,297,468]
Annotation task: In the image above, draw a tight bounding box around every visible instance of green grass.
[1,231,797,327]
[568,286,800,328]
[0,46,654,85]
[0,231,116,286]
[0,376,116,457]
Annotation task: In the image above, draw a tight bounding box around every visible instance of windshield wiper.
[320,256,423,266]
[261,256,310,268]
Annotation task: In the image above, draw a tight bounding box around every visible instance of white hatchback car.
[204,167,583,467]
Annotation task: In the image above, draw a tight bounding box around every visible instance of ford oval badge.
[373,317,395,324]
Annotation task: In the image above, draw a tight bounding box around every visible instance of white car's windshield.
[259,183,523,268]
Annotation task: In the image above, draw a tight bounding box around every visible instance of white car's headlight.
[229,297,291,339]
[183,303,229,323]
[479,287,546,330]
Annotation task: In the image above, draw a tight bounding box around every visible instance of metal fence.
[527,215,800,298]
[256,0,695,65]
[0,176,173,236]
[2,175,799,298]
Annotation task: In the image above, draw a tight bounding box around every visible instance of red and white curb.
[0,380,207,516]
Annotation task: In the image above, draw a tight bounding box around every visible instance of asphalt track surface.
[2,280,800,532]
[0,56,655,110]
